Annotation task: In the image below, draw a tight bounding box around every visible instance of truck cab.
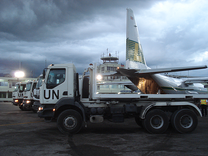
[21,80,37,111]
[40,63,76,103]
[12,82,27,109]
[39,64,77,118]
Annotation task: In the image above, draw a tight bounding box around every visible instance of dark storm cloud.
[0,0,208,77]
[0,0,158,41]
[0,0,162,77]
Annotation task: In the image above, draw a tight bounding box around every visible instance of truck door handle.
[63,91,68,95]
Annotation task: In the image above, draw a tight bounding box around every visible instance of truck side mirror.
[43,69,45,79]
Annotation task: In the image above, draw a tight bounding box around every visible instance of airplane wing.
[183,77,208,84]
[117,65,207,77]
[136,65,207,74]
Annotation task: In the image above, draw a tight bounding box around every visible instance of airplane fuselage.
[151,74,207,94]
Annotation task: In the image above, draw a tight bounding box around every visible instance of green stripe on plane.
[161,87,187,91]
[126,38,145,64]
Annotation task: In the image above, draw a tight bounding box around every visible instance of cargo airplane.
[116,8,208,94]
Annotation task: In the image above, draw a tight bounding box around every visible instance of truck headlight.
[26,100,31,104]
[15,99,19,103]
[38,106,43,111]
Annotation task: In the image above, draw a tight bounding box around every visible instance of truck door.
[42,68,67,104]
[19,84,26,98]
[31,82,37,98]
[12,83,19,99]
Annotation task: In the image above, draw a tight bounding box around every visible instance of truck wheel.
[57,109,83,134]
[171,109,198,133]
[142,109,169,134]
[19,104,25,111]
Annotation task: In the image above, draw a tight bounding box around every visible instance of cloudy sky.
[0,0,208,77]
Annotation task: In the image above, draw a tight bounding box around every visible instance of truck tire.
[57,109,83,134]
[142,109,169,134]
[171,109,198,133]
[19,104,25,111]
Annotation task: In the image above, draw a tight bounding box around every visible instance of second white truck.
[32,75,43,112]
[21,80,37,111]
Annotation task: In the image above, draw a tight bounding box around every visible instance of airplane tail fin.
[126,8,147,69]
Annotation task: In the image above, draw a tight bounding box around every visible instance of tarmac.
[0,102,208,156]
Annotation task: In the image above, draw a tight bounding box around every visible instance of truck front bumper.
[32,101,41,112]
[38,105,55,119]
[22,99,36,111]
[12,99,22,106]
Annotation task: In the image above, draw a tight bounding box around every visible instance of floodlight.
[14,71,25,78]
[96,74,102,81]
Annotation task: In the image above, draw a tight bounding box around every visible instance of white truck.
[12,82,27,110]
[21,80,37,111]
[32,75,43,112]
[38,63,207,134]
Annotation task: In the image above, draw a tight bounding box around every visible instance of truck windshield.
[36,76,43,89]
[14,84,19,92]
[19,84,26,92]
[25,82,32,91]
[46,68,65,89]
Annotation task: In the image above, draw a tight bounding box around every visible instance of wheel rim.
[150,115,164,129]
[180,115,193,129]
[63,116,77,130]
